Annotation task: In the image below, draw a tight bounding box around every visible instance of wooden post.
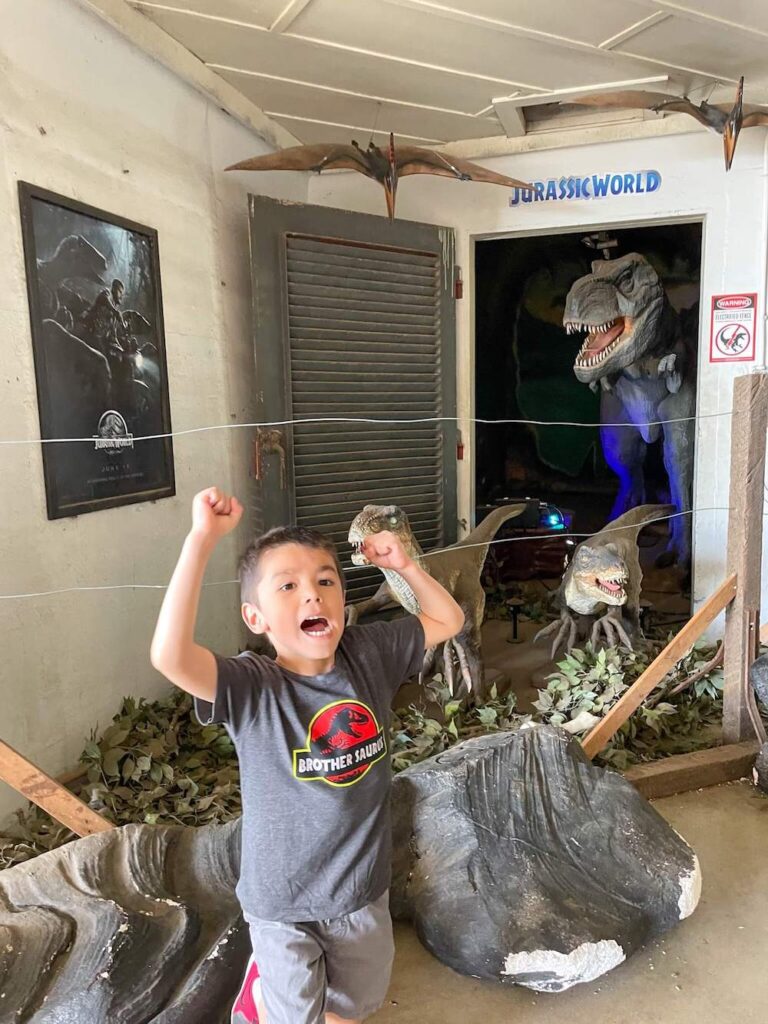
[624,740,760,799]
[0,739,114,837]
[582,574,737,759]
[723,371,768,743]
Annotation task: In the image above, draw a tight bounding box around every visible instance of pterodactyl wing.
[742,110,768,127]
[566,90,713,128]
[395,146,532,190]
[226,144,375,177]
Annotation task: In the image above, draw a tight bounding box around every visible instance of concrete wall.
[0,0,307,819]
[307,129,768,624]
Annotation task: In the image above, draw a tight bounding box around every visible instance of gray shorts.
[244,890,394,1023]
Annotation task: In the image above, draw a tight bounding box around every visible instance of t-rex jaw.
[569,317,630,371]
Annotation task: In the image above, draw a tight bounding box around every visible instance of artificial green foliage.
[0,638,738,870]
[390,677,526,772]
[532,639,725,771]
[0,691,239,869]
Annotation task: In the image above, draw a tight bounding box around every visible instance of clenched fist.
[191,487,243,542]
[360,530,413,572]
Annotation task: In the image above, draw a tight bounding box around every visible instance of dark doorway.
[474,221,702,547]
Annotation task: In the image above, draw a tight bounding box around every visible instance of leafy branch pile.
[0,638,733,870]
[532,640,725,771]
[0,691,239,869]
[391,678,526,772]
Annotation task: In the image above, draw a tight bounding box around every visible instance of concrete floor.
[372,781,768,1024]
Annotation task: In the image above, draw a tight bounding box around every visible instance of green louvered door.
[248,197,457,602]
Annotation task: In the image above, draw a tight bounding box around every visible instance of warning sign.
[709,293,757,363]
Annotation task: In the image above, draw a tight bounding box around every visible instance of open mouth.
[595,576,627,599]
[349,539,369,566]
[566,317,627,369]
[301,616,332,637]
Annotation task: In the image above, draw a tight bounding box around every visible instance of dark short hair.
[239,525,346,603]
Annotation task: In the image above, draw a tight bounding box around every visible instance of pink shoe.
[231,956,260,1023]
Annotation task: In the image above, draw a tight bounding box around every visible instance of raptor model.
[564,252,694,565]
[535,504,671,658]
[347,502,525,695]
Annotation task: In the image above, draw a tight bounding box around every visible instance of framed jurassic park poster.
[18,182,175,519]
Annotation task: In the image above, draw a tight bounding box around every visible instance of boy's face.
[242,543,345,669]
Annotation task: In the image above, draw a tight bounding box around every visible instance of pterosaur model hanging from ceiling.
[226,132,533,219]
[564,77,768,170]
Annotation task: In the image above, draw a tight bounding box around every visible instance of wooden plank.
[0,739,114,837]
[723,371,768,743]
[582,574,738,759]
[624,742,759,800]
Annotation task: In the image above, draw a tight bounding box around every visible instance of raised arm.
[150,487,243,701]
[360,531,464,649]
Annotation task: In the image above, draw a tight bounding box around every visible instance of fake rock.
[390,725,701,992]
[753,744,768,793]
[0,819,246,1023]
[751,655,768,793]
[750,652,768,710]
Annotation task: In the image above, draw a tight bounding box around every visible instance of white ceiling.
[127,0,768,147]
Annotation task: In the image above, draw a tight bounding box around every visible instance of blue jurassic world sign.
[509,169,662,206]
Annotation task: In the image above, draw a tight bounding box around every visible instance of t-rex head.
[49,234,108,285]
[564,253,664,384]
[568,542,628,607]
[347,503,422,566]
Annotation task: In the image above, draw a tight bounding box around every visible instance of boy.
[150,486,464,1024]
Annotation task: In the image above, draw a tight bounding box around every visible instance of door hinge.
[252,427,287,489]
[454,265,463,300]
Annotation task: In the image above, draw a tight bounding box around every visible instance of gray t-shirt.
[195,615,425,923]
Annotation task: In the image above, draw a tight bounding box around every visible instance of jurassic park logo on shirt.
[292,699,387,787]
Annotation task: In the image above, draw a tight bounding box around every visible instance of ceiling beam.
[269,0,316,33]
[599,12,672,50]
[73,0,301,148]
[494,103,526,139]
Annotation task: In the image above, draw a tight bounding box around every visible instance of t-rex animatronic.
[535,504,671,658]
[347,503,525,696]
[564,253,694,565]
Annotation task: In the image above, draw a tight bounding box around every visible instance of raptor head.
[347,503,420,566]
[564,253,664,384]
[569,542,628,607]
